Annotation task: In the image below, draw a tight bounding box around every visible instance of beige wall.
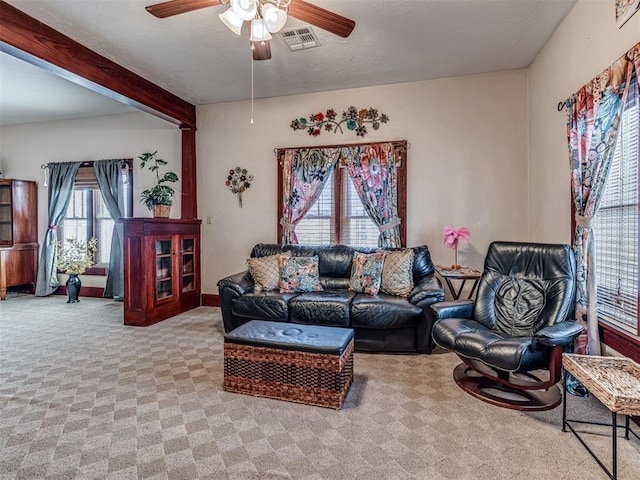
[5,0,633,297]
[197,70,529,294]
[0,111,181,287]
[528,0,640,244]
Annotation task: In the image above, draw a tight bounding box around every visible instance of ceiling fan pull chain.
[250,49,254,124]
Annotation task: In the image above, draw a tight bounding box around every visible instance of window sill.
[57,266,108,276]
[599,320,640,363]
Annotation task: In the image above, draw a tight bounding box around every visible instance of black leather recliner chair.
[432,241,583,411]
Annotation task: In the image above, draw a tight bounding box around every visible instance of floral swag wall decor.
[290,106,389,137]
[226,166,254,208]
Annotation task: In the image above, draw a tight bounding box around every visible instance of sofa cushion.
[432,317,547,372]
[381,249,414,297]
[279,255,323,293]
[289,291,356,327]
[232,292,299,321]
[251,243,287,258]
[316,245,364,277]
[350,293,422,329]
[246,254,281,292]
[349,251,386,296]
[321,277,351,290]
[412,245,436,282]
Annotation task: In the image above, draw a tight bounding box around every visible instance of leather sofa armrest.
[217,270,255,295]
[409,275,445,305]
[431,300,474,320]
[534,321,583,347]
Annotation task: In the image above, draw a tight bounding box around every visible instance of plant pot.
[66,274,81,303]
[152,204,171,218]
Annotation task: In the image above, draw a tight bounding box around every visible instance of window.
[59,161,132,270]
[278,142,407,247]
[295,169,380,247]
[593,73,639,337]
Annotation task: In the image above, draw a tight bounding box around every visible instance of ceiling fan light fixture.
[261,3,287,33]
[230,0,257,22]
[219,8,244,35]
[250,18,272,42]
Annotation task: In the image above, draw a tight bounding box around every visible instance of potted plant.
[139,151,179,218]
[54,237,98,303]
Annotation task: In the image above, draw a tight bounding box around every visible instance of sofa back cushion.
[250,243,435,285]
[411,245,436,282]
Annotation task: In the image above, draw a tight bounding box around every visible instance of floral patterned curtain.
[340,142,401,248]
[281,147,341,244]
[566,42,640,366]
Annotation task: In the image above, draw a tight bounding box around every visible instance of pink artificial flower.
[443,225,471,249]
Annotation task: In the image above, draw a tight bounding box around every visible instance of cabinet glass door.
[181,238,195,293]
[0,184,12,245]
[155,239,173,301]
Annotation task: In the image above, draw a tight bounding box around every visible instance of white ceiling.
[0,52,138,125]
[0,0,577,126]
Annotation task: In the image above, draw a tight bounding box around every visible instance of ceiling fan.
[145,0,356,61]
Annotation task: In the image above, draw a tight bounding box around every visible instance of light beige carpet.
[1,295,639,479]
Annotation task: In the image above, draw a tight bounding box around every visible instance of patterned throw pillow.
[278,255,323,293]
[381,249,415,297]
[349,251,386,296]
[247,254,281,292]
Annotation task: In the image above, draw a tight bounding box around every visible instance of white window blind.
[341,172,379,247]
[95,194,115,264]
[295,168,379,247]
[593,74,639,335]
[61,188,113,265]
[295,173,335,245]
[62,190,90,245]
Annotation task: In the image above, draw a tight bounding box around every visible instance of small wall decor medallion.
[226,166,254,208]
[290,106,389,137]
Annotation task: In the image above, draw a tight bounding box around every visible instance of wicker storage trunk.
[223,321,354,409]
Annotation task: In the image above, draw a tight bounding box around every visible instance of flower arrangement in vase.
[442,225,470,269]
[54,237,97,303]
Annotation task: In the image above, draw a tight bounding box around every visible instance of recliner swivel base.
[453,361,562,412]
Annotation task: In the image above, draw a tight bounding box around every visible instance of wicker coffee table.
[562,354,640,480]
[223,320,354,409]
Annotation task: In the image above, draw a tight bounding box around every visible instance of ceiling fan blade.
[252,41,272,61]
[146,0,222,18]
[288,0,355,38]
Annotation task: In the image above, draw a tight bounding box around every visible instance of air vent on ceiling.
[280,27,320,52]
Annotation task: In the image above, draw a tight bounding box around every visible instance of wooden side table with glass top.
[436,266,482,300]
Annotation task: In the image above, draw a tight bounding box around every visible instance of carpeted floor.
[1,295,639,480]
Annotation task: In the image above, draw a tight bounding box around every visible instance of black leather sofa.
[217,243,445,353]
